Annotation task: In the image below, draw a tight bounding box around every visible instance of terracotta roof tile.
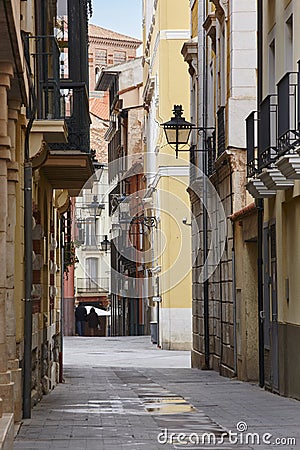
[89,96,110,121]
[89,24,142,46]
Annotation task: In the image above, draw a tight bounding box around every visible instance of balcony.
[245,178,276,198]
[24,35,93,195]
[259,95,278,168]
[76,277,109,294]
[246,111,257,178]
[275,68,300,179]
[277,71,300,156]
[24,35,61,121]
[246,64,300,198]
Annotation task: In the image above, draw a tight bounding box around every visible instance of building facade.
[142,0,192,350]
[183,0,258,376]
[70,26,142,336]
[88,24,141,94]
[97,57,148,337]
[246,0,300,399]
[0,0,93,445]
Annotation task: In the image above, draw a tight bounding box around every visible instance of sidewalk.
[14,336,300,449]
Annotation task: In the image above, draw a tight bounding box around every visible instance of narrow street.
[14,337,300,450]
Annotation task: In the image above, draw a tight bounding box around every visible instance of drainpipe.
[216,169,224,373]
[22,34,37,416]
[156,275,160,348]
[232,234,237,375]
[59,217,65,383]
[203,150,209,369]
[229,166,237,376]
[23,161,33,419]
[257,0,265,388]
[202,0,210,370]
[23,103,36,419]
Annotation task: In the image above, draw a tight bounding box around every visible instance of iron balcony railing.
[277,67,300,156]
[49,81,90,153]
[77,277,109,293]
[246,111,257,177]
[246,64,300,177]
[259,95,278,169]
[24,35,90,153]
[24,35,61,120]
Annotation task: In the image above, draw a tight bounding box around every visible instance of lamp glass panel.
[177,128,191,144]
[165,128,177,144]
[88,205,97,216]
[165,127,191,145]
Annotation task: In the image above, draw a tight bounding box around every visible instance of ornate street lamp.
[100,235,110,252]
[88,195,105,218]
[162,105,215,159]
[162,105,194,158]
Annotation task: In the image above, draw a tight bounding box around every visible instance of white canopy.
[85,305,111,316]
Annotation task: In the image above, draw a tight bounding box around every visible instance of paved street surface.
[14,336,300,449]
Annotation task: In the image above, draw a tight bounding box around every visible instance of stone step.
[0,413,14,450]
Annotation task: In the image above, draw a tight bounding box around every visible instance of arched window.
[95,66,100,85]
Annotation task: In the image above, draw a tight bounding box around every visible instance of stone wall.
[191,150,248,377]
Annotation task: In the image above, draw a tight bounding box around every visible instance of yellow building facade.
[143,0,192,350]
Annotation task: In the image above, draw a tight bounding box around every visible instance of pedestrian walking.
[75,303,87,336]
[86,307,100,336]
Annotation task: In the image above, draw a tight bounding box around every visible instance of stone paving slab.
[14,336,300,450]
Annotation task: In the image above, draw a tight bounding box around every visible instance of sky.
[90,0,143,40]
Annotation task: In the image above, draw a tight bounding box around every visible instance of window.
[95,67,100,85]
[86,257,98,290]
[114,51,126,65]
[269,40,275,94]
[219,27,226,106]
[85,221,96,247]
[285,15,293,72]
[95,49,107,67]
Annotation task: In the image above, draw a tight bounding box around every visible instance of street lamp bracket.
[162,104,215,158]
